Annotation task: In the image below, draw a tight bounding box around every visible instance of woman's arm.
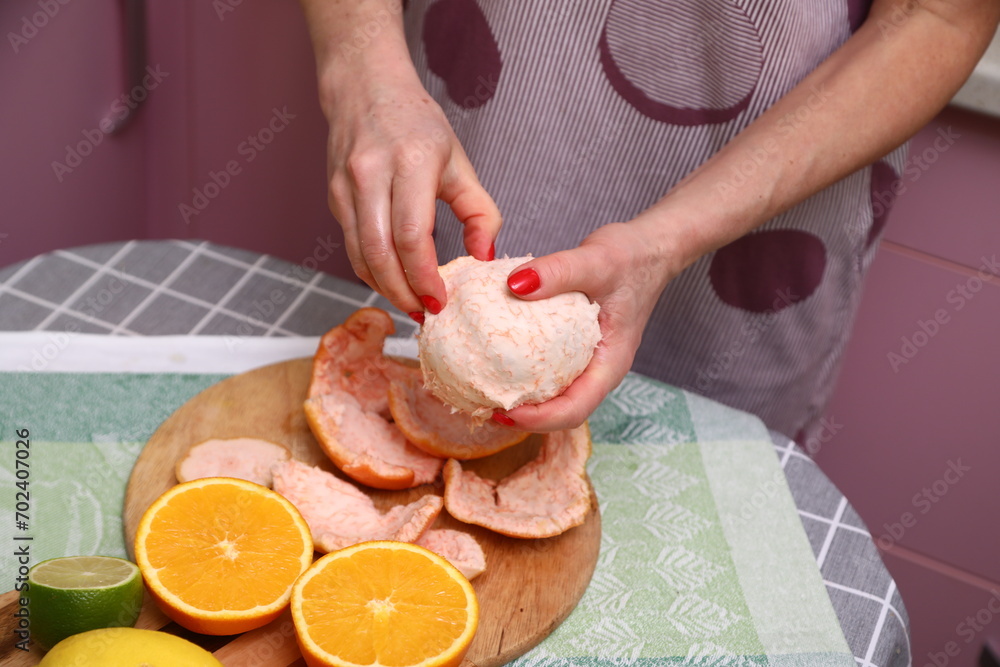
[503,0,1000,431]
[299,0,501,317]
[639,0,1000,278]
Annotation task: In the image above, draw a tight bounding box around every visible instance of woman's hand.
[494,221,678,432]
[300,0,500,319]
[492,0,1000,432]
[324,72,501,319]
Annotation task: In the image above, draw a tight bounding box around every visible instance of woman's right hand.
[322,66,501,319]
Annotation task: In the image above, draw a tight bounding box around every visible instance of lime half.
[28,555,144,650]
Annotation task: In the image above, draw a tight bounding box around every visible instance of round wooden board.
[123,358,601,667]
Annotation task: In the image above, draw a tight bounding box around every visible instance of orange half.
[291,541,479,667]
[134,477,314,635]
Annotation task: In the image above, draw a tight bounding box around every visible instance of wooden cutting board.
[0,358,600,666]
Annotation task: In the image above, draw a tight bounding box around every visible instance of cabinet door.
[0,0,147,268]
[1,0,354,282]
[143,0,354,282]
[819,110,1000,584]
[820,247,1000,582]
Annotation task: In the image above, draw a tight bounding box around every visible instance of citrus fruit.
[271,459,443,554]
[308,307,409,413]
[388,368,529,460]
[304,390,443,490]
[443,423,593,539]
[291,541,479,667]
[134,477,314,635]
[175,437,291,486]
[39,627,222,666]
[27,555,143,650]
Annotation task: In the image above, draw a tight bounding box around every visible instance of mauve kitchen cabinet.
[819,105,1000,667]
[1,0,354,280]
[1,0,145,267]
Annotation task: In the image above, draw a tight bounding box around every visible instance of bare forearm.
[298,0,416,114]
[637,0,1000,275]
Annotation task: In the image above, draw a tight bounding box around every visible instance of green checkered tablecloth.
[0,335,852,666]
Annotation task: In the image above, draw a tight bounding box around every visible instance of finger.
[329,174,379,292]
[352,172,424,314]
[439,152,502,261]
[506,243,617,302]
[390,168,447,312]
[499,338,631,432]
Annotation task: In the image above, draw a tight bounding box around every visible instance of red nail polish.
[487,243,496,261]
[507,268,539,295]
[492,411,515,427]
[408,311,425,324]
[420,295,442,314]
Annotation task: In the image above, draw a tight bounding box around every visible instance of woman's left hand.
[495,221,677,432]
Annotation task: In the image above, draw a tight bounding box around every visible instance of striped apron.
[404,0,906,441]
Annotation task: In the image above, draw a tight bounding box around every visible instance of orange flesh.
[293,543,478,667]
[135,478,313,635]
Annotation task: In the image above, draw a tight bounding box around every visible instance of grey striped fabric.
[404,0,907,441]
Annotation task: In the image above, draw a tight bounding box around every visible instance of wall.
[0,0,145,268]
[818,105,1000,667]
[142,0,355,282]
[0,0,357,284]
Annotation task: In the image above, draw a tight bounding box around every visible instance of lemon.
[27,555,144,650]
[39,627,223,666]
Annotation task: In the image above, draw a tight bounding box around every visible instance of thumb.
[506,245,612,302]
[439,152,502,262]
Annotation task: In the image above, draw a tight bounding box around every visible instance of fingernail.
[492,411,515,427]
[507,268,539,295]
[487,243,495,261]
[408,311,425,324]
[420,295,442,314]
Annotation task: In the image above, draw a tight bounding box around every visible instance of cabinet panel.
[144,0,356,283]
[0,1,357,283]
[0,0,146,268]
[882,551,1000,667]
[882,106,1000,274]
[817,247,1000,583]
